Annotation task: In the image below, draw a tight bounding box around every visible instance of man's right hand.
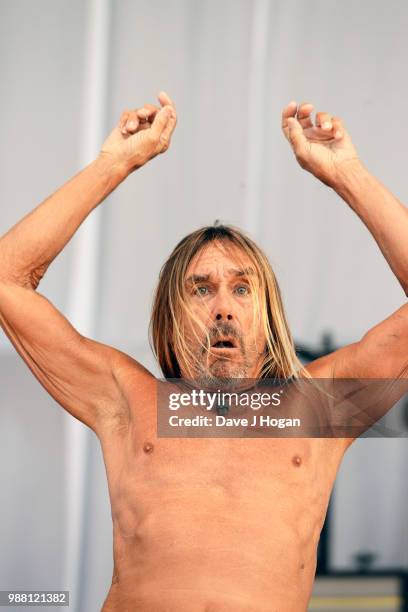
[100,90,177,175]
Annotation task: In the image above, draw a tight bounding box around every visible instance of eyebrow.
[185,267,255,285]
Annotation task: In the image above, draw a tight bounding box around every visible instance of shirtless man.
[0,91,407,611]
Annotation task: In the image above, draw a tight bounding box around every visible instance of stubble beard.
[187,322,263,391]
[194,350,253,391]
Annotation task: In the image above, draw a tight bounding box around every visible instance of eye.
[235,285,249,295]
[194,285,210,296]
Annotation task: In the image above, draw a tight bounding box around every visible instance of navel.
[292,454,302,467]
[143,441,154,454]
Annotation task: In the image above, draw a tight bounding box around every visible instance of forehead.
[185,241,254,279]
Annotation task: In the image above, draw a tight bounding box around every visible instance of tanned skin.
[0,92,407,611]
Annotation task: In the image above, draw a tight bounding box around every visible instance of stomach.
[98,435,342,611]
[103,476,325,611]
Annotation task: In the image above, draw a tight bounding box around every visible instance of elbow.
[0,268,44,291]
[400,279,408,299]
[27,267,46,291]
[28,262,50,290]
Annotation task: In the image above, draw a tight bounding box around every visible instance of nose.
[216,312,233,321]
[214,287,234,321]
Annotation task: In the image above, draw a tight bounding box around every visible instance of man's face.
[179,241,267,382]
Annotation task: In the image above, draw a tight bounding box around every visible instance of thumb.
[151,105,173,137]
[286,117,307,156]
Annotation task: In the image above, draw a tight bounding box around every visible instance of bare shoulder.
[302,340,362,378]
[94,349,157,437]
[302,347,359,453]
[113,350,158,399]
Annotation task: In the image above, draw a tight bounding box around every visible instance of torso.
[98,373,349,612]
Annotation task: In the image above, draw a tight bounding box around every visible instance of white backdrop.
[1,1,408,610]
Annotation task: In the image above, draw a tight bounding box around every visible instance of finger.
[119,110,130,132]
[151,104,174,130]
[281,101,298,136]
[315,111,333,131]
[151,105,176,152]
[139,104,160,121]
[137,103,160,122]
[296,102,314,129]
[159,110,178,146]
[136,109,150,121]
[331,116,344,139]
[158,90,175,109]
[123,110,141,134]
[286,116,308,158]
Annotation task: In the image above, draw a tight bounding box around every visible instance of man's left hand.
[281,101,361,188]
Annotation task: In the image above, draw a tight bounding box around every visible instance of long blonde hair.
[149,223,310,381]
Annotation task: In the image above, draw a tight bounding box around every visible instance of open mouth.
[211,338,237,350]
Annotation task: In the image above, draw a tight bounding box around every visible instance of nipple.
[292,455,302,467]
[143,441,154,454]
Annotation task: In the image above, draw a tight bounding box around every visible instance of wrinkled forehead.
[185,240,257,281]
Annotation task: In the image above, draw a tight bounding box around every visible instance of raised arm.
[281,101,408,296]
[0,91,177,433]
[281,101,408,441]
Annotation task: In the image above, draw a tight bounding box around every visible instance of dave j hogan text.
[168,415,301,429]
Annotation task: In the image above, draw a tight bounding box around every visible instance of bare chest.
[101,413,346,538]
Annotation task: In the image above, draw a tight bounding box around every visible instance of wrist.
[332,158,369,195]
[94,152,130,184]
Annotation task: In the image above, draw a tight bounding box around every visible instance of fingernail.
[335,130,342,138]
[322,122,332,130]
[128,121,136,130]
